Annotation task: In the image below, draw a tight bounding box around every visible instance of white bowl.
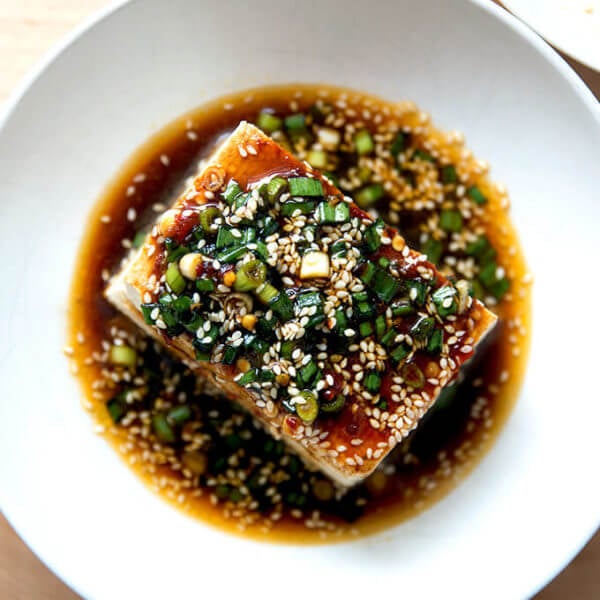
[503,0,600,72]
[0,1,599,598]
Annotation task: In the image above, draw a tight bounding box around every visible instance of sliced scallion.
[166,262,186,294]
[167,404,192,426]
[441,165,458,184]
[355,183,384,208]
[257,110,283,133]
[296,391,319,424]
[152,413,176,443]
[307,150,328,169]
[222,180,242,205]
[216,245,247,264]
[467,185,487,205]
[439,209,463,232]
[109,345,137,368]
[200,206,220,232]
[234,260,266,292]
[256,282,279,305]
[280,199,316,216]
[288,176,324,197]
[432,285,458,317]
[364,371,382,394]
[354,129,374,155]
[266,176,287,204]
[401,363,425,389]
[270,292,294,321]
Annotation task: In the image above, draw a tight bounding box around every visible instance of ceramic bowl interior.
[0,1,599,598]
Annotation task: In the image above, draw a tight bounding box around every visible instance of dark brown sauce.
[68,85,532,543]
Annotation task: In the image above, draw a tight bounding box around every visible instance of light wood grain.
[0,1,597,599]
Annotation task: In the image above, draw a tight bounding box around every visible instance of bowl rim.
[0,1,598,598]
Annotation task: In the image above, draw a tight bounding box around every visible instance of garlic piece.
[179,253,203,279]
[300,251,330,279]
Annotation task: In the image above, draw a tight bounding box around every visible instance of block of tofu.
[106,122,497,486]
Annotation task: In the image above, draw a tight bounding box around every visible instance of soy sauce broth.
[68,84,531,543]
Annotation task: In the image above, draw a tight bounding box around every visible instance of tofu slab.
[106,122,497,486]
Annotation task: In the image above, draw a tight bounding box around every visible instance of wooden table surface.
[0,1,598,598]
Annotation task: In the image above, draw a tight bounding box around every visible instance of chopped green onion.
[422,238,443,265]
[315,201,350,223]
[401,363,425,389]
[109,345,137,368]
[390,343,410,364]
[410,316,435,344]
[488,277,510,300]
[329,240,347,258]
[359,321,374,337]
[380,328,399,348]
[390,131,406,156]
[441,165,458,184]
[426,329,443,353]
[432,285,458,317]
[352,291,369,303]
[297,360,320,389]
[358,166,372,183]
[391,299,414,317]
[196,279,215,293]
[106,395,126,423]
[232,192,250,211]
[266,176,287,203]
[296,391,319,424]
[364,371,382,394]
[234,260,266,292]
[375,315,387,339]
[364,218,384,253]
[166,262,186,294]
[470,279,485,300]
[280,340,295,360]
[284,113,306,131]
[307,150,328,169]
[407,280,429,306]
[238,369,259,386]
[167,404,192,426]
[354,129,374,155]
[216,227,236,249]
[479,261,499,288]
[372,268,401,303]
[152,413,176,443]
[270,292,294,321]
[288,176,324,197]
[439,209,463,232]
[257,110,283,133]
[320,394,345,414]
[164,238,189,263]
[358,261,377,286]
[256,282,279,305]
[467,185,487,205]
[222,345,238,365]
[355,183,384,208]
[295,291,323,310]
[280,199,316,216]
[216,245,247,263]
[378,256,390,269]
[222,180,242,205]
[200,206,220,232]
[413,149,435,162]
[355,301,375,320]
[333,308,348,334]
[241,228,256,245]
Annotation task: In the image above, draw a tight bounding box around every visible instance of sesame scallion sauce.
[68,85,531,544]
